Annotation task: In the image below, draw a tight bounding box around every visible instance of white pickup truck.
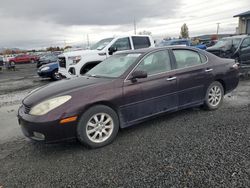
[58,35,155,78]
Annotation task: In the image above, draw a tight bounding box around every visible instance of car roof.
[116,46,201,55]
[223,35,248,39]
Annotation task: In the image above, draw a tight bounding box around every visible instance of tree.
[180,23,189,39]
[138,30,152,35]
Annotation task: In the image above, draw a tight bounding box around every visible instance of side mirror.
[130,70,147,82]
[108,46,118,55]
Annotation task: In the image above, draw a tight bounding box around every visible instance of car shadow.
[25,107,205,155]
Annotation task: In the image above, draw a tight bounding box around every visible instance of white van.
[58,35,155,78]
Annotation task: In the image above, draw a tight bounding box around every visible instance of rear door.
[121,50,178,123]
[170,49,213,108]
[239,37,250,65]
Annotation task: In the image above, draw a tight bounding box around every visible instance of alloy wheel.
[86,113,114,143]
[208,85,222,107]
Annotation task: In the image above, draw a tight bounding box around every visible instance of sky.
[0,0,249,49]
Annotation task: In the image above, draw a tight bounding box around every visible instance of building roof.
[234,10,250,17]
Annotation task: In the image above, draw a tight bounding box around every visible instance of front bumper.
[17,105,77,143]
[58,68,72,78]
[37,70,52,78]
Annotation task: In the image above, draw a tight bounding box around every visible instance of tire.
[77,105,119,148]
[204,81,224,110]
[51,70,61,81]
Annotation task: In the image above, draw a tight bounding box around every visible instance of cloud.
[0,0,179,26]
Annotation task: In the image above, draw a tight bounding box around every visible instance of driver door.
[239,37,250,65]
[121,50,178,124]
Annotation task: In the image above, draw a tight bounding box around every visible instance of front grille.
[24,104,31,114]
[58,57,66,68]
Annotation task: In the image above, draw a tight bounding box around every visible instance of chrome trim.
[166,77,177,81]
[205,68,213,72]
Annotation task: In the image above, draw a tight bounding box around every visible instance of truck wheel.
[204,81,224,110]
[77,105,119,148]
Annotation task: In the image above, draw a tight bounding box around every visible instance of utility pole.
[134,18,137,35]
[87,34,90,48]
[216,23,220,36]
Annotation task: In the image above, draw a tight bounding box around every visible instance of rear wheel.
[77,105,119,148]
[204,81,224,110]
[30,59,35,64]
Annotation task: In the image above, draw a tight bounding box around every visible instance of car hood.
[61,50,101,58]
[23,76,112,106]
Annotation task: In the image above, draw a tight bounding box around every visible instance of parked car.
[58,35,155,78]
[9,54,39,64]
[158,39,207,50]
[0,56,3,71]
[37,54,59,68]
[37,62,60,80]
[206,35,250,70]
[18,47,239,148]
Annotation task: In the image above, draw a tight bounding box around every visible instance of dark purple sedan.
[18,47,239,148]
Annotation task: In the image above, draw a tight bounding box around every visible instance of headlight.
[40,66,50,71]
[29,95,72,116]
[68,56,81,65]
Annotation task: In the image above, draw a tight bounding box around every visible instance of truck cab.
[58,35,155,78]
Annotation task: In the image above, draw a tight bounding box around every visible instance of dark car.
[37,62,60,80]
[206,35,250,70]
[37,54,59,68]
[18,47,239,148]
[158,39,207,50]
[0,56,3,71]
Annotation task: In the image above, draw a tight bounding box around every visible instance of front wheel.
[77,105,119,148]
[51,70,61,81]
[204,81,224,110]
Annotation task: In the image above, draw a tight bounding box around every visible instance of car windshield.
[213,38,241,49]
[90,38,114,50]
[86,53,141,78]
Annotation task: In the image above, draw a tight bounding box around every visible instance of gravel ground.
[0,67,249,187]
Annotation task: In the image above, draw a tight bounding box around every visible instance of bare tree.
[138,30,152,35]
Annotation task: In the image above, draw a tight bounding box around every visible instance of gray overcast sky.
[0,0,249,49]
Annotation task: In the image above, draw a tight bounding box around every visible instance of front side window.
[112,37,131,51]
[173,50,204,69]
[135,50,171,75]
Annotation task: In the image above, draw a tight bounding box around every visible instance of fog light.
[32,132,45,141]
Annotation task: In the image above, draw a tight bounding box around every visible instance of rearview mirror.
[130,70,147,82]
[108,47,118,55]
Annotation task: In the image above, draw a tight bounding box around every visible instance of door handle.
[205,68,213,72]
[166,77,177,81]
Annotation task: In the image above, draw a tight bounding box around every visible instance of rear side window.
[132,36,151,49]
[173,49,204,69]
